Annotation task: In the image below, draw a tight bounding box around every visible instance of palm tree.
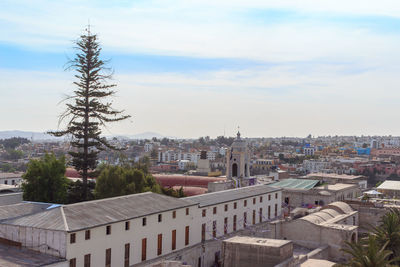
[373,208,400,263]
[338,235,397,267]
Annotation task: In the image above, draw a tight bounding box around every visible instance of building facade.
[0,185,282,267]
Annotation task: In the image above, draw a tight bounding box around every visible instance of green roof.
[271,178,320,190]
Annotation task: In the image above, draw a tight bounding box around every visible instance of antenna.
[87,19,91,35]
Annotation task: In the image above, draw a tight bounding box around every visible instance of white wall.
[66,205,200,267]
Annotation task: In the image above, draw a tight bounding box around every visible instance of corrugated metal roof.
[270,179,320,190]
[184,184,279,207]
[0,202,53,221]
[2,192,196,232]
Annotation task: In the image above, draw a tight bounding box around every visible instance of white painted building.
[303,146,316,156]
[303,160,330,173]
[178,160,190,170]
[0,172,23,186]
[158,151,200,164]
[0,185,281,267]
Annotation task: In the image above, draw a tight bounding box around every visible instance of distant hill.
[116,132,176,140]
[0,130,175,141]
[0,131,59,141]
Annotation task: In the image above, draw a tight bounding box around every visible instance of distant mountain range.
[0,130,175,141]
[0,130,58,140]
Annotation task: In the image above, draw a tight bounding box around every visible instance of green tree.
[94,165,161,199]
[338,235,396,267]
[49,28,130,200]
[373,209,400,263]
[22,154,68,204]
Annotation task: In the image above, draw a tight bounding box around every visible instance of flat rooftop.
[0,173,23,179]
[0,243,66,267]
[305,173,365,180]
[315,183,357,191]
[224,236,292,248]
[377,180,400,191]
[301,259,335,267]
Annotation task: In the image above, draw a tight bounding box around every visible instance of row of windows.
[201,205,278,241]
[201,194,279,217]
[69,227,190,266]
[70,208,191,244]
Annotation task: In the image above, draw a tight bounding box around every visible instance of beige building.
[277,202,358,260]
[271,179,360,208]
[304,173,367,189]
[377,180,400,198]
[226,132,251,181]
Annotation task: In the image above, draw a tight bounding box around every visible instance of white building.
[178,160,190,170]
[303,146,316,156]
[302,160,330,174]
[0,185,281,267]
[158,151,199,164]
[0,172,23,186]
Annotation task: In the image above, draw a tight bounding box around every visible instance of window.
[106,225,111,235]
[142,218,146,226]
[186,208,189,215]
[234,202,237,209]
[253,198,256,204]
[125,221,130,231]
[157,234,163,255]
[202,209,206,217]
[244,212,247,227]
[11,180,15,185]
[124,244,130,267]
[275,193,278,199]
[185,226,190,245]
[213,207,217,214]
[201,224,206,242]
[158,214,162,222]
[4,180,7,185]
[268,195,271,201]
[268,206,271,219]
[259,208,263,223]
[252,210,256,225]
[84,254,91,267]
[233,215,237,231]
[85,230,90,240]
[172,211,176,219]
[275,204,278,217]
[260,196,263,203]
[70,233,76,244]
[172,230,177,250]
[212,221,217,238]
[141,238,147,261]
[105,248,111,267]
[224,204,228,212]
[224,217,228,234]
[244,200,247,207]
[69,258,76,267]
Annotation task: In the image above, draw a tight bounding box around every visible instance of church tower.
[226,131,250,181]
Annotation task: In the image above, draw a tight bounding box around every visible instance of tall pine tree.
[50,27,130,200]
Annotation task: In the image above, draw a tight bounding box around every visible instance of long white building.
[0,185,281,267]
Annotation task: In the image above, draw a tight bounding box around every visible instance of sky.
[1,0,400,138]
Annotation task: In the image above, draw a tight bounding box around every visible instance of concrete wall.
[67,205,199,267]
[221,239,293,267]
[0,224,67,258]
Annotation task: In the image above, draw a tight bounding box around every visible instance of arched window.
[232,163,238,177]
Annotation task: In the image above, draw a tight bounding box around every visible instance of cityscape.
[2,1,400,267]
